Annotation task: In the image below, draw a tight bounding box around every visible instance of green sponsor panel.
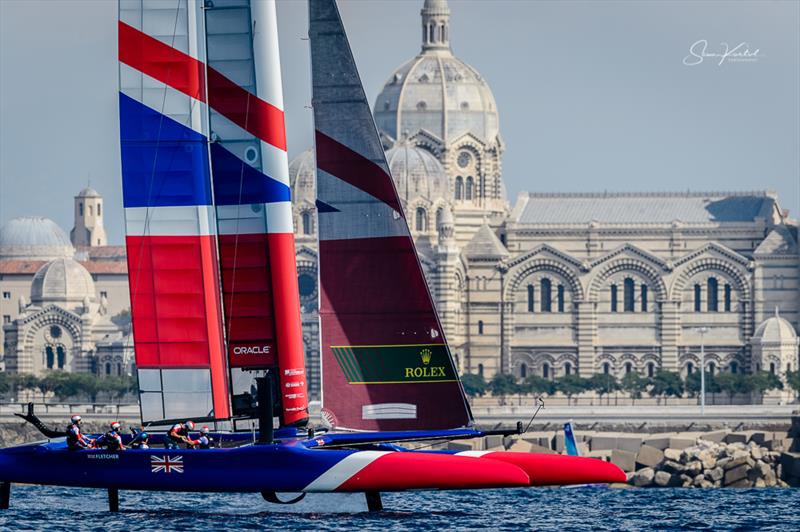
[330,344,457,384]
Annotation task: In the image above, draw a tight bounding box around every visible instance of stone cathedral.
[290,0,800,388]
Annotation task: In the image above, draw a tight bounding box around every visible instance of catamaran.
[0,0,624,512]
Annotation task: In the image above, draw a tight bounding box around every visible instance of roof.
[752,309,798,344]
[0,260,47,274]
[463,224,508,258]
[0,217,75,260]
[386,138,449,203]
[754,226,798,255]
[510,192,778,225]
[31,258,95,303]
[77,186,100,198]
[0,259,127,275]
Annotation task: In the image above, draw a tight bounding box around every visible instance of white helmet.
[185,420,195,431]
[70,415,82,424]
[110,421,122,431]
[200,426,210,435]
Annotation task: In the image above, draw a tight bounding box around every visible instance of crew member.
[130,431,150,450]
[66,414,94,451]
[197,426,214,449]
[166,420,197,449]
[101,421,125,451]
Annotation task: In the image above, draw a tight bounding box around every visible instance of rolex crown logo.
[420,348,432,365]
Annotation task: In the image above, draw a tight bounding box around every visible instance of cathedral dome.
[0,217,75,261]
[373,0,499,145]
[31,258,95,305]
[289,149,316,205]
[752,310,798,345]
[386,139,449,204]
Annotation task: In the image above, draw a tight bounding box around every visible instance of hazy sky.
[1,0,798,244]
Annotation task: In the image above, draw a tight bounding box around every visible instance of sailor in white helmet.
[66,414,94,451]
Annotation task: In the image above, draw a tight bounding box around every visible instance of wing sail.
[118,0,230,422]
[308,0,473,430]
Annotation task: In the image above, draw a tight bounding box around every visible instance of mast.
[308,0,473,431]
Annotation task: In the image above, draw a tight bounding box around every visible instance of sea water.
[1,485,798,530]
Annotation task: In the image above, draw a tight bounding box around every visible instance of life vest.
[66,424,90,450]
[102,430,124,451]
[198,435,214,449]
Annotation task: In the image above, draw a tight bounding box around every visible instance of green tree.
[684,371,720,400]
[11,373,39,397]
[715,373,753,404]
[748,371,783,398]
[461,373,487,398]
[488,373,520,404]
[588,374,619,405]
[649,371,683,405]
[787,370,800,400]
[556,374,588,406]
[0,372,10,395]
[620,372,648,405]
[522,375,555,396]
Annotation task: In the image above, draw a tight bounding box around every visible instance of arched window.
[478,320,484,335]
[455,177,463,200]
[707,278,718,312]
[436,208,443,229]
[610,285,618,312]
[540,279,552,312]
[694,284,702,311]
[687,362,694,375]
[57,346,66,369]
[565,362,572,376]
[97,204,101,216]
[602,362,610,375]
[415,207,427,232]
[542,363,550,379]
[465,176,474,200]
[730,361,738,374]
[623,278,635,312]
[440,23,446,42]
[79,203,83,216]
[89,205,93,216]
[45,346,55,369]
[478,363,484,376]
[624,362,633,375]
[527,284,534,313]
[724,284,732,312]
[105,362,111,375]
[708,362,716,376]
[557,285,565,313]
[302,212,311,235]
[647,362,655,378]
[428,24,434,43]
[769,362,776,374]
[116,363,122,375]
[520,363,527,379]
[641,285,648,312]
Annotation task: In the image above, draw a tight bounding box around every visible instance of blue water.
[1,486,798,531]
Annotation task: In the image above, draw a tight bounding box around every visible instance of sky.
[1,0,798,244]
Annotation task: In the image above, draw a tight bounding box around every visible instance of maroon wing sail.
[308,0,472,430]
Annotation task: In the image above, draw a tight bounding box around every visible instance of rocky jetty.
[630,439,788,488]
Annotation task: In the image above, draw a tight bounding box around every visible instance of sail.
[203,0,308,426]
[308,0,473,430]
[118,0,229,422]
[119,0,307,426]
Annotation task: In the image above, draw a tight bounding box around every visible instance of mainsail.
[309,0,473,430]
[118,0,307,426]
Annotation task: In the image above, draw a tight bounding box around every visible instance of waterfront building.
[0,193,132,377]
[289,0,800,384]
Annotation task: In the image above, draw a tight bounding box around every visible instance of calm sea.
[1,485,798,531]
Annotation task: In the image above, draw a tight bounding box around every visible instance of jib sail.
[308,0,473,430]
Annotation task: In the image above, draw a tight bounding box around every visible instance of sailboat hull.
[0,441,530,493]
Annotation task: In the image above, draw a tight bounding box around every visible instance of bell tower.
[70,187,107,247]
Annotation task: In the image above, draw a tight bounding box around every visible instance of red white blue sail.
[309,0,472,430]
[118,0,307,426]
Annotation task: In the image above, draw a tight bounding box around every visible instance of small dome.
[31,258,95,305]
[0,217,75,261]
[289,149,316,205]
[385,139,449,204]
[753,309,798,344]
[77,187,100,198]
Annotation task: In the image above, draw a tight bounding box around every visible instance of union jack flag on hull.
[150,455,184,474]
